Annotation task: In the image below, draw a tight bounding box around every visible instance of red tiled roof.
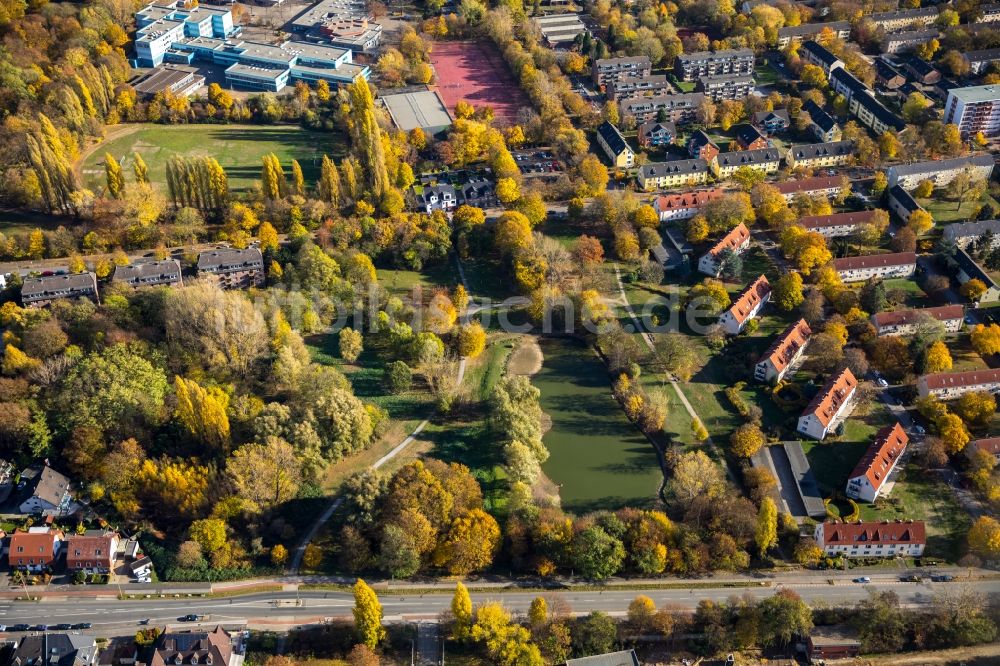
[921,368,1000,390]
[822,520,926,546]
[759,319,812,373]
[832,252,916,272]
[871,305,964,330]
[800,210,879,230]
[654,188,724,211]
[970,437,1000,456]
[706,222,751,259]
[802,367,857,427]
[66,533,117,567]
[725,274,771,325]
[849,422,908,493]
[8,529,63,565]
[774,175,844,195]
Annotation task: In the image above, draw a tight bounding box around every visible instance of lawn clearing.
[918,193,1000,224]
[80,124,346,193]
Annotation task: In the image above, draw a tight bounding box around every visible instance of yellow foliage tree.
[496,177,520,204]
[174,376,231,453]
[968,516,1000,558]
[971,324,1000,356]
[924,340,953,373]
[456,322,487,358]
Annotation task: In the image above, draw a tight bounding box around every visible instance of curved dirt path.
[73,124,145,183]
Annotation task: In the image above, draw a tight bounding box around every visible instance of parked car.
[931,574,954,582]
[876,377,888,387]
[178,614,202,622]
[72,623,92,630]
[900,574,922,582]
[9,625,29,632]
[853,576,871,583]
[52,624,72,630]
[31,624,47,632]
[913,425,926,435]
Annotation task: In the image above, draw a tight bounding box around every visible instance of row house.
[636,159,709,190]
[675,48,754,82]
[66,530,120,573]
[802,100,841,143]
[753,109,790,135]
[880,28,940,55]
[954,247,1000,303]
[942,219,1000,249]
[774,175,846,202]
[814,520,926,557]
[718,274,770,335]
[982,3,1000,22]
[8,527,65,572]
[653,188,724,222]
[711,148,781,179]
[754,318,812,384]
[148,627,239,666]
[776,20,850,48]
[696,73,754,101]
[964,48,1000,75]
[875,59,907,91]
[595,121,635,168]
[619,92,706,125]
[638,121,676,147]
[966,437,1000,463]
[886,154,995,190]
[591,56,651,87]
[196,247,265,289]
[830,67,905,135]
[21,272,99,308]
[688,130,721,162]
[800,210,879,238]
[734,123,768,150]
[871,304,964,337]
[887,184,924,222]
[846,422,908,503]
[917,368,1000,399]
[831,252,916,283]
[800,40,843,75]
[697,222,751,276]
[607,74,671,101]
[112,259,183,288]
[797,367,857,440]
[869,6,938,31]
[904,56,942,85]
[785,140,854,170]
[416,183,456,213]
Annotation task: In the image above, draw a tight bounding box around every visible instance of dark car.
[931,574,954,582]
[53,624,72,630]
[31,625,48,631]
[900,574,922,582]
[179,614,201,622]
[72,623,92,630]
[10,625,29,632]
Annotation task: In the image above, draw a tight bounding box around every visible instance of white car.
[876,377,888,388]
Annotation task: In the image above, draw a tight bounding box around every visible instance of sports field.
[80,124,346,193]
[429,41,529,125]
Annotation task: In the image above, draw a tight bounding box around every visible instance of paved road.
[2,579,995,633]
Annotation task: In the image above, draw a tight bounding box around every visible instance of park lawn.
[801,399,896,496]
[0,209,67,235]
[858,467,971,561]
[754,62,785,86]
[378,263,456,301]
[80,124,346,192]
[878,278,929,308]
[918,193,1000,224]
[948,333,990,372]
[461,334,517,402]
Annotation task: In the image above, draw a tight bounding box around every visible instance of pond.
[534,337,665,514]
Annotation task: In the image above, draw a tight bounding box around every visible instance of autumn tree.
[971,324,1000,356]
[731,423,765,458]
[961,279,988,301]
[772,272,805,310]
[924,340,953,373]
[174,376,230,453]
[756,497,778,558]
[936,412,970,454]
[456,322,487,358]
[452,581,473,641]
[353,579,387,648]
[434,508,501,575]
[104,153,125,198]
[228,437,302,512]
[188,518,227,553]
[666,451,725,503]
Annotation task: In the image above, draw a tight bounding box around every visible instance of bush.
[383,360,412,394]
[724,381,752,417]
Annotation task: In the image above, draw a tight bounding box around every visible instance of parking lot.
[512,148,563,177]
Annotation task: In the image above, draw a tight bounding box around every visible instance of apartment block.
[592,56,652,87]
[954,247,1000,303]
[830,67,905,135]
[774,175,845,202]
[112,260,183,288]
[917,368,1000,399]
[942,219,1000,249]
[846,423,908,503]
[945,85,1000,138]
[695,73,754,101]
[802,100,841,143]
[869,6,938,31]
[785,140,854,170]
[776,20,850,48]
[607,75,671,101]
[886,154,995,189]
[636,159,709,190]
[871,305,964,337]
[797,367,857,440]
[754,318,811,384]
[965,48,1000,75]
[595,121,635,168]
[135,1,236,67]
[21,273,99,308]
[814,520,925,558]
[697,222,751,276]
[718,275,771,335]
[638,121,676,147]
[652,188,724,222]
[711,148,781,179]
[799,210,879,238]
[196,247,265,289]
[675,48,754,82]
[832,252,916,283]
[619,92,706,125]
[880,29,940,55]
[800,40,843,75]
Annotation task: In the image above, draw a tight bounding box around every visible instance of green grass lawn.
[754,62,785,87]
[462,335,517,403]
[879,278,929,309]
[918,193,1000,224]
[81,124,347,193]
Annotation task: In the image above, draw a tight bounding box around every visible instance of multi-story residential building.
[785,140,854,170]
[887,184,924,222]
[800,40,843,75]
[945,85,1000,138]
[942,219,1000,249]
[814,520,926,557]
[696,73,754,101]
[887,154,995,189]
[869,6,938,31]
[982,3,1000,22]
[21,273,99,308]
[8,527,65,571]
[619,92,705,125]
[954,247,1000,303]
[903,56,942,85]
[135,1,236,67]
[774,175,845,202]
[652,188,724,222]
[797,367,857,440]
[595,121,635,168]
[802,100,841,143]
[917,368,1000,399]
[830,67,905,134]
[871,304,965,337]
[799,210,878,238]
[687,130,721,162]
[832,252,916,283]
[196,247,265,289]
[776,20,850,48]
[149,627,240,666]
[719,274,771,335]
[875,59,906,90]
[636,159,710,190]
[416,184,456,213]
[846,422,908,503]
[881,28,940,55]
[965,48,1000,75]
[734,124,768,150]
[18,465,74,515]
[697,222,751,276]
[607,75,671,101]
[966,437,1000,463]
[9,633,98,666]
[592,56,652,87]
[638,121,676,147]
[66,531,120,573]
[754,318,811,384]
[711,148,781,179]
[675,48,754,82]
[753,109,790,134]
[113,260,183,289]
